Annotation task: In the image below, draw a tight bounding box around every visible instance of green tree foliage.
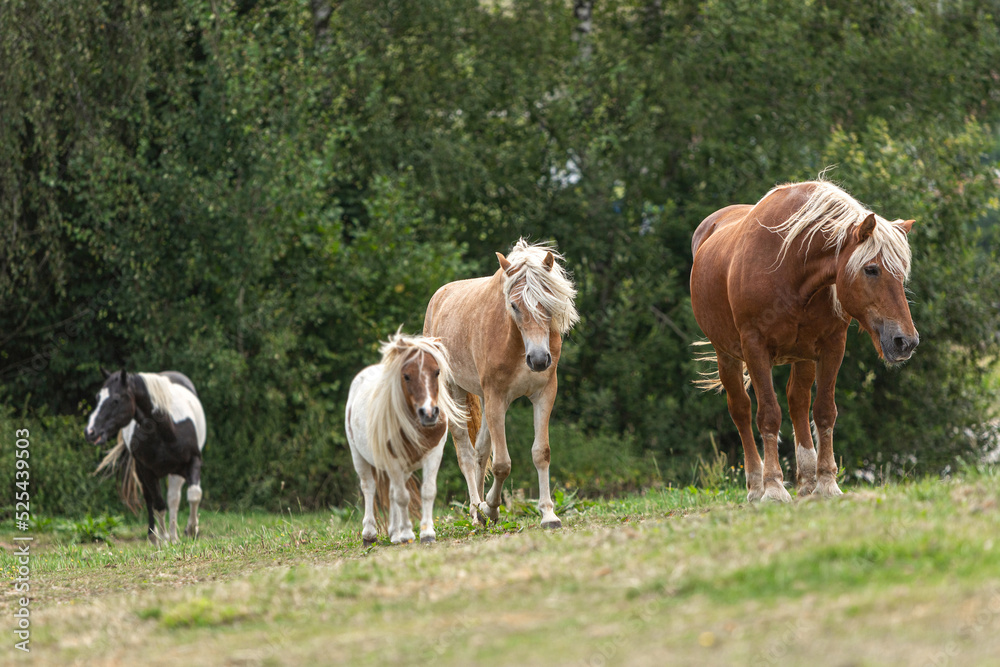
[2,0,998,515]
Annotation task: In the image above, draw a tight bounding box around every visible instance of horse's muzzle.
[880,324,919,363]
[85,427,105,445]
[525,350,552,372]
[417,406,440,426]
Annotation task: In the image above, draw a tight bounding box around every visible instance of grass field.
[3,470,1000,666]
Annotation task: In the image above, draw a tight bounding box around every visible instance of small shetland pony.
[691,180,918,502]
[345,333,465,546]
[424,239,579,527]
[85,369,206,543]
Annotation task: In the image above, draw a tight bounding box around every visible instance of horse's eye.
[510,302,519,312]
[403,374,411,382]
[864,265,880,278]
[435,369,441,377]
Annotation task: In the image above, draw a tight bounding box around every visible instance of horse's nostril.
[894,336,906,350]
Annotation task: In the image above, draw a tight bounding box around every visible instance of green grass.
[2,471,1000,665]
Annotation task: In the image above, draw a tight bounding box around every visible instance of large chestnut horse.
[424,239,578,527]
[690,180,919,502]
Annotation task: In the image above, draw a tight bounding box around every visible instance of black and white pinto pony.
[85,369,206,545]
[345,333,465,546]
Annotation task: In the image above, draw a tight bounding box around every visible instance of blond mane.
[366,332,467,471]
[503,238,580,335]
[761,180,912,281]
[138,373,174,414]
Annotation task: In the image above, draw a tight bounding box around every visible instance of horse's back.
[158,371,206,450]
[423,275,493,333]
[159,371,198,397]
[345,364,381,464]
[691,205,752,258]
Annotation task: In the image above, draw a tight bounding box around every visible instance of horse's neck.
[777,231,841,307]
[129,375,178,444]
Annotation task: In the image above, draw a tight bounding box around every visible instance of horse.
[84,369,206,544]
[690,180,919,502]
[423,238,579,528]
[345,332,466,546]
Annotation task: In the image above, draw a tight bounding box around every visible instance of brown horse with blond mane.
[424,239,579,527]
[690,180,919,502]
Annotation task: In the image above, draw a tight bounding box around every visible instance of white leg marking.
[166,474,183,544]
[185,484,202,538]
[796,444,818,496]
[419,439,446,543]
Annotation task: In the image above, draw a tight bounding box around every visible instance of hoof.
[477,501,499,524]
[362,537,376,548]
[184,526,199,539]
[761,480,792,503]
[420,535,436,544]
[540,519,562,530]
[815,475,844,498]
[796,482,817,497]
[746,488,765,503]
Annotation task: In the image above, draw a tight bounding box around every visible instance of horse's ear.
[542,251,555,272]
[100,366,112,379]
[898,219,915,234]
[118,368,128,384]
[856,214,877,243]
[496,252,512,272]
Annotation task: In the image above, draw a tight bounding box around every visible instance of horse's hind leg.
[717,353,765,502]
[166,474,184,543]
[387,469,416,544]
[136,464,167,545]
[741,340,792,503]
[814,340,846,497]
[787,361,818,497]
[450,388,490,524]
[481,391,510,524]
[184,455,203,539]
[530,378,561,529]
[349,446,378,546]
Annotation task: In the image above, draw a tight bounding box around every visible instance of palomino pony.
[85,369,206,543]
[690,180,919,502]
[424,239,579,527]
[345,332,465,545]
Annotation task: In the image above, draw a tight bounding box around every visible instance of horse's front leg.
[742,337,792,503]
[814,336,847,497]
[418,437,447,544]
[481,390,510,523]
[530,376,561,528]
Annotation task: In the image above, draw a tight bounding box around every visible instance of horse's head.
[498,250,556,372]
[84,368,136,445]
[836,214,919,364]
[400,347,444,427]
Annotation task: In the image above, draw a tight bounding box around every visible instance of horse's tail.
[692,340,750,393]
[93,431,142,515]
[374,471,422,533]
[465,392,492,478]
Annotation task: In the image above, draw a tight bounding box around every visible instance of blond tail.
[93,431,142,515]
[464,392,492,492]
[692,340,750,393]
